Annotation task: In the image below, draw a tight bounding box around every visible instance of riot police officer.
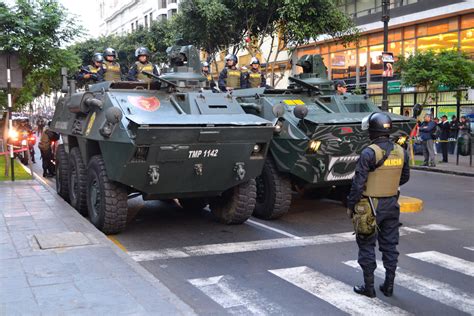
[335,80,347,95]
[347,112,410,298]
[218,54,247,92]
[127,47,159,82]
[77,53,104,83]
[201,61,216,89]
[102,47,123,81]
[246,57,266,88]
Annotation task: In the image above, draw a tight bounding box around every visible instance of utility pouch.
[352,198,377,236]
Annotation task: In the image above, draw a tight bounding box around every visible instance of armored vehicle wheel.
[180,198,208,212]
[68,147,88,215]
[253,158,292,219]
[87,155,128,234]
[55,144,70,202]
[210,179,256,224]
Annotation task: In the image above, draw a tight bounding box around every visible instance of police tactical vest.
[363,143,404,197]
[38,130,51,151]
[103,61,121,81]
[135,61,154,82]
[225,68,241,88]
[87,65,100,73]
[248,71,262,88]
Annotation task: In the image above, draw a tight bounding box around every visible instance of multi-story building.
[292,0,474,117]
[98,0,181,36]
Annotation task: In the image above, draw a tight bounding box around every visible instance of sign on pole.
[382,52,394,78]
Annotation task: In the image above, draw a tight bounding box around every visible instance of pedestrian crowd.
[416,113,471,166]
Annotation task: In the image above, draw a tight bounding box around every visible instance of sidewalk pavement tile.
[31,282,81,301]
[75,277,126,295]
[0,286,35,303]
[0,258,24,277]
[1,274,29,290]
[0,243,18,259]
[84,292,147,314]
[1,298,40,315]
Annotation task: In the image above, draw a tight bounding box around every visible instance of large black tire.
[55,144,70,202]
[179,198,208,212]
[253,158,292,219]
[68,147,88,215]
[86,155,128,234]
[210,179,256,224]
[19,152,28,165]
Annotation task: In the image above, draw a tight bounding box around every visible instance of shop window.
[358,36,368,47]
[404,26,415,40]
[403,39,415,56]
[448,17,458,31]
[389,29,402,42]
[389,107,401,115]
[389,41,402,59]
[358,47,368,77]
[404,93,415,107]
[330,43,346,52]
[321,54,330,71]
[417,19,453,38]
[437,92,457,105]
[357,0,376,16]
[388,94,401,107]
[461,13,474,30]
[346,0,356,16]
[321,44,329,54]
[461,29,474,57]
[370,95,382,107]
[417,32,458,52]
[369,32,383,45]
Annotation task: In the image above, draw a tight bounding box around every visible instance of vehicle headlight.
[21,139,27,146]
[9,129,19,139]
[253,144,261,153]
[308,140,321,153]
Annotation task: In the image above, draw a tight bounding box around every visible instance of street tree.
[0,0,82,110]
[396,50,474,105]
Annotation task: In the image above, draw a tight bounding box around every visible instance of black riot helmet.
[362,112,392,139]
[92,53,104,63]
[135,47,150,58]
[103,47,117,58]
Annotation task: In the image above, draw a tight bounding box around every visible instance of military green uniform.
[103,61,122,81]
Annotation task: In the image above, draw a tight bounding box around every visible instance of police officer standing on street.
[246,57,266,88]
[127,47,159,82]
[347,112,410,298]
[77,53,105,83]
[218,54,247,92]
[201,61,216,90]
[102,47,123,81]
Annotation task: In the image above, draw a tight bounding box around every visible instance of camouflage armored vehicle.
[50,45,274,234]
[234,54,415,220]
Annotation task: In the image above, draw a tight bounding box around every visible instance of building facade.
[98,0,181,36]
[293,0,474,118]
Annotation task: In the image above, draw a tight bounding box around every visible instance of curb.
[28,174,197,316]
[411,166,474,177]
[399,196,423,213]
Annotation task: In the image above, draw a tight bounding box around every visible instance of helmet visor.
[361,114,370,131]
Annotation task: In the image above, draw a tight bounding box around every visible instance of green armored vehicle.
[51,45,274,234]
[234,54,415,219]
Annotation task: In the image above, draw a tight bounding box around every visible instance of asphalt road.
[29,149,474,315]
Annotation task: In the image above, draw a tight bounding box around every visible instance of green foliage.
[0,0,82,110]
[396,50,474,105]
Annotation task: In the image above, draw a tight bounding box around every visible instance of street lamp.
[381,0,390,112]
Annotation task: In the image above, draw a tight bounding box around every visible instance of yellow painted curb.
[108,235,128,252]
[399,196,424,213]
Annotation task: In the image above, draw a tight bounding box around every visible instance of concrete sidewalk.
[412,154,473,177]
[0,180,195,315]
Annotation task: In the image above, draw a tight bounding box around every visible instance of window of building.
[150,12,153,22]
[168,9,177,18]
[369,44,384,81]
[320,44,329,55]
[417,32,458,52]
[144,15,148,28]
[131,23,134,31]
[159,0,167,9]
[168,0,177,3]
[389,29,402,42]
[369,32,383,45]
[136,21,138,29]
[403,26,415,40]
[417,19,457,38]
[461,13,474,30]
[461,29,474,57]
[345,0,355,16]
[403,39,415,56]
[403,93,415,107]
[357,0,376,17]
[159,14,167,21]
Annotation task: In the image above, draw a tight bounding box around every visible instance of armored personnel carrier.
[234,54,415,220]
[50,45,274,234]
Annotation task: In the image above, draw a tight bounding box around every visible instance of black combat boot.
[354,273,376,298]
[379,272,395,297]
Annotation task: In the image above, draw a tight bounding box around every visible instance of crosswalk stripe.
[128,224,458,261]
[464,247,474,252]
[188,275,285,315]
[407,251,474,277]
[344,260,474,314]
[269,266,411,316]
